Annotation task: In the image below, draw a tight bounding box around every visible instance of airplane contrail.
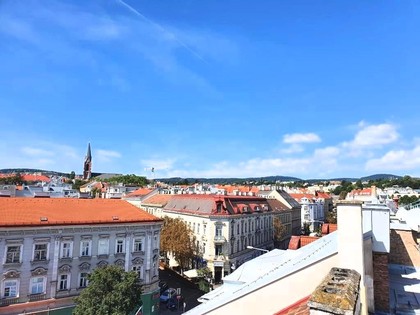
[116,0,207,63]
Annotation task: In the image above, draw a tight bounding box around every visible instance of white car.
[160,288,176,303]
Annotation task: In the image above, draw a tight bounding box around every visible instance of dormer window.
[216,202,223,213]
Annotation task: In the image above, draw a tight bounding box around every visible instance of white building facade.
[0,198,162,315]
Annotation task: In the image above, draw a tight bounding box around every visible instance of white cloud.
[21,147,54,157]
[365,145,420,172]
[96,149,122,162]
[283,133,321,144]
[345,122,399,147]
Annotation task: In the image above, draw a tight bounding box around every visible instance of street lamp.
[246,246,269,253]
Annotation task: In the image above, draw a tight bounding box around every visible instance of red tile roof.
[0,174,51,182]
[316,192,331,199]
[300,236,319,247]
[288,235,301,250]
[0,198,161,227]
[288,236,320,249]
[142,194,173,206]
[125,188,154,197]
[322,223,338,235]
[348,188,372,196]
[289,193,316,202]
[274,296,310,315]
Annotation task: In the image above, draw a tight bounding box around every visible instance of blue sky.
[1,0,419,179]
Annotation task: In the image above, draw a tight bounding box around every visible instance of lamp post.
[246,245,269,253]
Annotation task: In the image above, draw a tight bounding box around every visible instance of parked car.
[167,297,178,311]
[160,288,176,303]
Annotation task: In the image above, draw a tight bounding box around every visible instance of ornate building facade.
[0,198,162,315]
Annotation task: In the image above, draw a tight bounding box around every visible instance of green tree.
[72,179,86,190]
[103,174,148,186]
[160,217,196,269]
[326,210,337,224]
[90,187,101,198]
[273,216,286,248]
[69,171,76,180]
[73,265,142,315]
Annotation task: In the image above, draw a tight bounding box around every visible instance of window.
[203,225,207,235]
[59,274,69,290]
[132,265,142,279]
[33,244,48,261]
[116,239,124,254]
[98,239,109,256]
[197,224,200,234]
[61,242,72,258]
[80,240,91,257]
[133,239,143,252]
[215,244,223,256]
[5,245,21,263]
[30,277,45,294]
[3,280,18,298]
[79,273,89,288]
[215,225,222,237]
[202,243,206,254]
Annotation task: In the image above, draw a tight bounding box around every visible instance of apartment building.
[0,198,163,315]
[257,189,301,235]
[146,194,274,283]
[290,193,325,232]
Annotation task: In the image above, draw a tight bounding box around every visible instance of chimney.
[370,186,377,199]
[308,268,361,315]
[336,201,368,315]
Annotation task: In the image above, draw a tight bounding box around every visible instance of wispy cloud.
[96,149,122,162]
[116,0,206,62]
[283,133,321,144]
[21,147,55,157]
[281,144,304,154]
[0,0,236,95]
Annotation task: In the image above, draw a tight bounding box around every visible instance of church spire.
[83,143,92,180]
[86,143,92,161]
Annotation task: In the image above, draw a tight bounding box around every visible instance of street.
[158,268,205,315]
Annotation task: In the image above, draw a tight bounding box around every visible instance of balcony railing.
[0,297,20,306]
[28,293,47,302]
[213,235,226,243]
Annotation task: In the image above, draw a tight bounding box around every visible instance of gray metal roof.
[188,231,338,314]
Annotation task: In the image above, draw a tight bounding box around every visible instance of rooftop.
[0,198,161,227]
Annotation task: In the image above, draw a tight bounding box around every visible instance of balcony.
[28,293,47,302]
[0,297,20,306]
[213,235,226,244]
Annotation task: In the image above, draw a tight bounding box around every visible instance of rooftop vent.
[40,217,48,222]
[112,216,119,221]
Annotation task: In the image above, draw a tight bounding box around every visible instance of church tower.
[83,143,92,180]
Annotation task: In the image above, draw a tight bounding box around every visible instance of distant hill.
[0,169,404,184]
[360,174,403,181]
[0,168,70,177]
[158,175,302,185]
